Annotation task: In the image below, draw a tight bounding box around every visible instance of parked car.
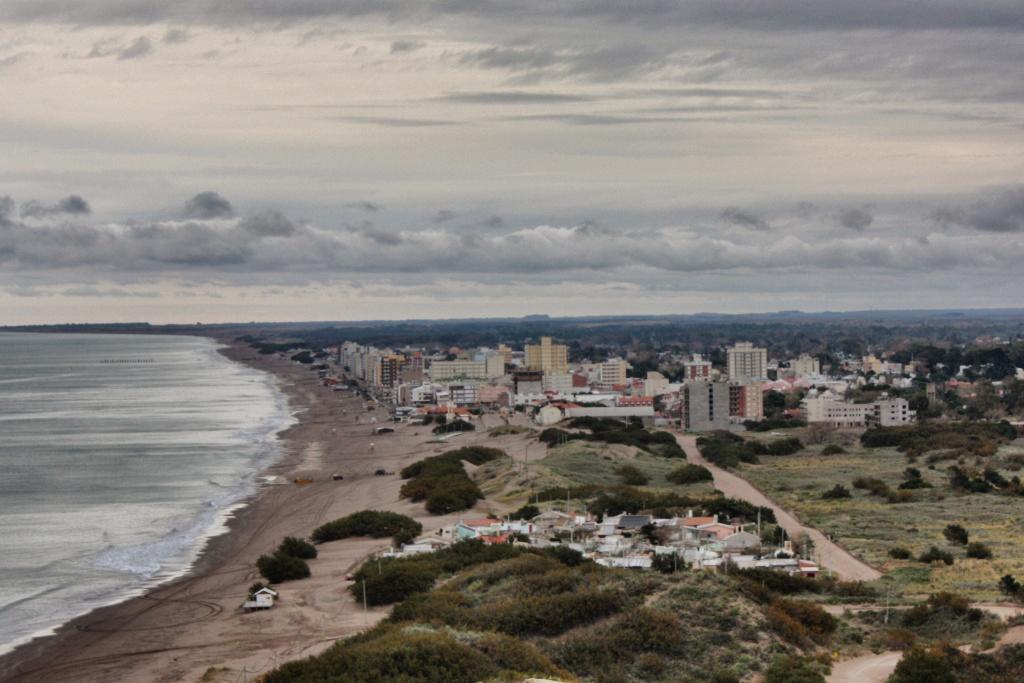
[332,472,344,481]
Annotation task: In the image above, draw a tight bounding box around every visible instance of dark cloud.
[456,43,665,82]
[433,209,456,223]
[240,210,295,237]
[342,115,456,127]
[5,1,1023,32]
[0,196,14,226]
[390,40,422,54]
[346,201,382,212]
[162,28,191,43]
[483,215,504,228]
[837,207,874,231]
[21,195,91,218]
[721,207,770,231]
[117,36,152,60]
[931,186,1024,233]
[440,90,595,104]
[182,191,233,219]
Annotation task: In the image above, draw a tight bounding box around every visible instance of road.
[676,434,882,582]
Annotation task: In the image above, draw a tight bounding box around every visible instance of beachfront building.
[525,336,569,375]
[727,342,768,381]
[803,390,915,427]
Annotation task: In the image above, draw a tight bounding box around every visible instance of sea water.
[0,332,294,654]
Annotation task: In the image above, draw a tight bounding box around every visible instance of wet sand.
[0,342,527,683]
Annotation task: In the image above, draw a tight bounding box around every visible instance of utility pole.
[362,580,368,624]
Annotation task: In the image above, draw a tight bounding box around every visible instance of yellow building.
[524,336,568,375]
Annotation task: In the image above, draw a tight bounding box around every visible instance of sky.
[1,1,1023,324]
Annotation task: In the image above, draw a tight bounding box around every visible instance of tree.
[966,542,993,559]
[257,552,311,583]
[821,484,851,500]
[1000,574,1021,598]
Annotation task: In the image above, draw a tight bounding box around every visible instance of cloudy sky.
[2,1,1023,324]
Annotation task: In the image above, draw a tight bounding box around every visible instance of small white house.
[243,587,278,611]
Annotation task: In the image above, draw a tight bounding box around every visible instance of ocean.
[0,332,294,655]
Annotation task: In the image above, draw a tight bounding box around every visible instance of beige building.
[727,342,768,381]
[599,358,629,387]
[791,354,820,377]
[643,371,670,397]
[525,336,568,375]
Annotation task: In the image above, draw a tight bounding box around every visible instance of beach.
[0,341,531,683]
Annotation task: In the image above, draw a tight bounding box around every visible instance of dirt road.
[676,434,882,582]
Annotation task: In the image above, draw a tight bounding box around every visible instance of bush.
[257,552,311,583]
[400,446,506,514]
[1000,574,1021,597]
[943,524,969,546]
[766,598,836,645]
[821,484,851,500]
[901,593,984,639]
[889,546,913,559]
[765,437,804,456]
[312,510,423,544]
[889,647,957,683]
[614,464,649,486]
[763,655,826,683]
[432,419,476,434]
[509,504,540,520]
[965,542,993,559]
[918,546,954,565]
[666,463,713,485]
[821,444,846,455]
[277,536,317,559]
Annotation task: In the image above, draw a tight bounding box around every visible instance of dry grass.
[743,442,1024,599]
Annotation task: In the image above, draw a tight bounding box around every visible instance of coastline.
[0,340,526,683]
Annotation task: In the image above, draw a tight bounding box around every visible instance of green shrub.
[919,546,954,565]
[666,463,713,484]
[890,546,913,560]
[1000,574,1021,597]
[943,524,969,546]
[821,484,851,500]
[821,444,846,455]
[257,552,311,583]
[509,504,540,520]
[614,464,649,486]
[889,646,957,683]
[900,593,984,639]
[400,447,505,514]
[766,598,836,645]
[965,542,993,559]
[277,536,317,559]
[311,510,422,544]
[763,655,826,683]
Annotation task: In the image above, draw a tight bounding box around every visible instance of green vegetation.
[741,441,1024,598]
[944,524,969,546]
[919,546,954,565]
[400,446,505,514]
[822,484,851,500]
[539,418,686,457]
[966,542,993,559]
[257,552,311,583]
[277,536,317,559]
[666,463,714,484]
[698,431,803,468]
[267,541,822,683]
[508,504,539,520]
[431,416,476,434]
[311,510,423,545]
[615,463,649,485]
[821,444,847,455]
[860,421,1016,460]
[763,655,827,683]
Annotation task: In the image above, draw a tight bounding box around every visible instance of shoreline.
[0,340,528,683]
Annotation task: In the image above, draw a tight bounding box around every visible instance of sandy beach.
[0,342,532,683]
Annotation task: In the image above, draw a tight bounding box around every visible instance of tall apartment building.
[682,354,712,381]
[729,383,765,420]
[599,358,629,388]
[524,336,568,375]
[378,354,407,388]
[803,391,915,427]
[681,380,730,431]
[727,342,768,381]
